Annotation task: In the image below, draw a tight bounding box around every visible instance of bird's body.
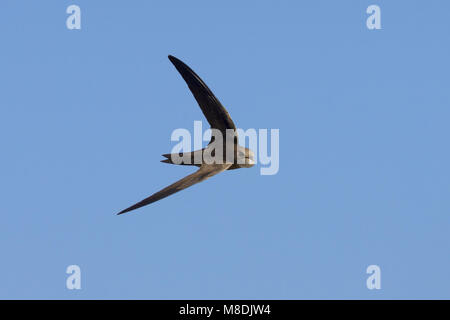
[161,144,255,169]
[117,55,254,215]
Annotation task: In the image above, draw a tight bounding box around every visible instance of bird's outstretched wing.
[168,55,236,136]
[117,164,231,215]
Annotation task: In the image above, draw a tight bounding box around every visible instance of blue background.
[0,0,449,299]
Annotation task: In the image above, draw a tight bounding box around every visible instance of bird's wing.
[168,55,236,137]
[117,163,231,215]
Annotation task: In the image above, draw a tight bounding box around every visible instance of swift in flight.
[117,55,254,215]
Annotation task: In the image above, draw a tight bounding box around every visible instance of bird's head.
[236,146,255,168]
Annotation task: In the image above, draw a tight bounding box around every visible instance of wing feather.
[117,164,231,215]
[168,55,236,135]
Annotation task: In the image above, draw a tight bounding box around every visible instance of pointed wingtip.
[116,207,133,215]
[168,55,186,68]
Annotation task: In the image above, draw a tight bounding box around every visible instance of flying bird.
[117,55,255,215]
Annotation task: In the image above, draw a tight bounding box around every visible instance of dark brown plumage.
[117,55,254,215]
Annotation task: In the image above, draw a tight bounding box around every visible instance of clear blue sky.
[1,0,449,299]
